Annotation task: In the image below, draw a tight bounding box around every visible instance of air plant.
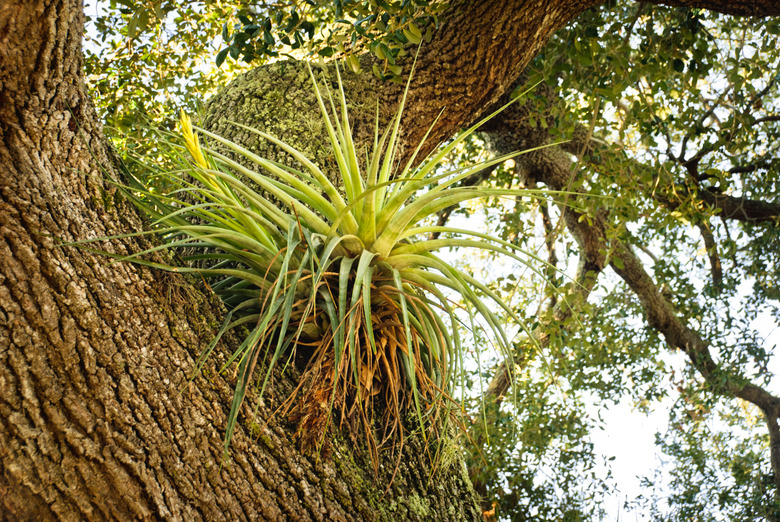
[103,63,562,472]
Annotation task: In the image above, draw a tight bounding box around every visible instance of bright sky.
[597,312,780,521]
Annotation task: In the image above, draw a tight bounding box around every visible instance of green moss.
[406,493,431,517]
[256,430,285,462]
[248,421,263,439]
[92,184,117,211]
[203,59,389,195]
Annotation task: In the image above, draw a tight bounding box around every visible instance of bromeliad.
[101,63,563,472]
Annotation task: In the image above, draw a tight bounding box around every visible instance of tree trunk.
[0,1,481,519]
[203,0,602,169]
[203,0,780,169]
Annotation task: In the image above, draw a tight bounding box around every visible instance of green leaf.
[215,47,230,67]
[347,54,361,73]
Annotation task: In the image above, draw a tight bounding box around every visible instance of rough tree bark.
[0,1,482,519]
[2,0,780,519]
[203,0,602,171]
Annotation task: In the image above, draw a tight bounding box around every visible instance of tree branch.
[699,188,780,223]
[696,220,723,293]
[646,0,780,16]
[564,121,780,224]
[479,79,780,498]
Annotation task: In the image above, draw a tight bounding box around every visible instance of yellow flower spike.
[179,110,208,169]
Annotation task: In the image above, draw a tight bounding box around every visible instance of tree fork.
[3,0,780,517]
[0,0,481,519]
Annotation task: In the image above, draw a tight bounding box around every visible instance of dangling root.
[283,285,449,472]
